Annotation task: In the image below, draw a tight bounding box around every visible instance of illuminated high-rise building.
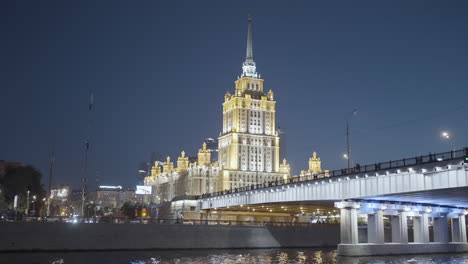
[142,17,338,202]
[218,17,289,190]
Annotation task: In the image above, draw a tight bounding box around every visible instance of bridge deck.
[201,148,468,210]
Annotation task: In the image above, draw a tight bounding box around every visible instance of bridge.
[199,148,468,256]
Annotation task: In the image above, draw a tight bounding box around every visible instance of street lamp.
[441,131,450,139]
[32,195,37,216]
[441,131,454,150]
[343,153,349,168]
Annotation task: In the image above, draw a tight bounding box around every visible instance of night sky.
[1,1,467,190]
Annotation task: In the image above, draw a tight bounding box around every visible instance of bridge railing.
[146,219,327,227]
[32,217,329,227]
[200,147,468,199]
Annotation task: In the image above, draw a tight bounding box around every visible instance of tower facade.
[218,17,289,191]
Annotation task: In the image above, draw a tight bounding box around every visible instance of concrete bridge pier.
[433,213,449,243]
[391,211,408,243]
[451,214,467,243]
[367,208,384,244]
[336,201,468,256]
[339,201,359,245]
[413,212,430,243]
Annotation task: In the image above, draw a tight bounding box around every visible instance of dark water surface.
[1,249,468,264]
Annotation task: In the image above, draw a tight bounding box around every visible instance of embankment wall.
[0,222,340,252]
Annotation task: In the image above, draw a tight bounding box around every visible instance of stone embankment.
[0,222,339,252]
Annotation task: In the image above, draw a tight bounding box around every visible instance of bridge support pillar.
[368,210,384,244]
[414,213,430,243]
[451,215,467,243]
[335,201,359,244]
[391,211,408,243]
[433,214,449,243]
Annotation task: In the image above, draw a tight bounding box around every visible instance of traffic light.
[464,148,468,162]
[141,208,147,217]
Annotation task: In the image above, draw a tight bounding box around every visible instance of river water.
[1,249,468,264]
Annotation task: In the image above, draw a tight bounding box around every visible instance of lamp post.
[26,190,30,215]
[47,150,55,217]
[346,109,358,169]
[343,153,349,166]
[32,195,37,216]
[346,121,350,169]
[81,89,94,219]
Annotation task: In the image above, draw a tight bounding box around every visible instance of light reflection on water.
[2,249,468,264]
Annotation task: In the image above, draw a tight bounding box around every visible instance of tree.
[120,202,145,219]
[0,194,7,210]
[83,202,96,218]
[120,201,136,219]
[0,165,45,215]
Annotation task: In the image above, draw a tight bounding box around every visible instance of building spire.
[242,14,258,78]
[246,14,253,62]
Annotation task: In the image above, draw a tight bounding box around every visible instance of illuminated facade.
[218,17,289,190]
[144,17,328,203]
[299,152,329,177]
[144,143,219,202]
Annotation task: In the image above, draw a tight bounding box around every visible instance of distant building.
[120,189,143,205]
[96,185,122,209]
[94,186,145,209]
[69,189,83,201]
[144,19,296,200]
[217,18,292,191]
[137,153,164,184]
[203,138,219,162]
[143,18,329,220]
[145,143,219,202]
[0,160,21,179]
[50,184,70,201]
[47,184,70,216]
[299,152,329,177]
[68,189,83,216]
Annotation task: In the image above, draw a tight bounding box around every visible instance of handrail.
[144,219,333,227]
[200,147,468,198]
[22,217,335,227]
